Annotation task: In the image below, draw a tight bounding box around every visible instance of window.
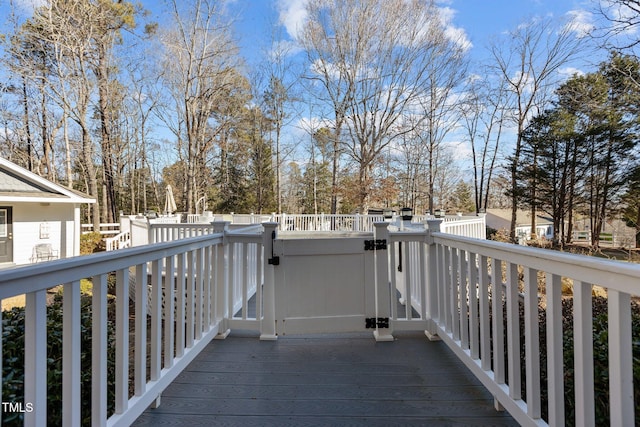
[0,209,6,238]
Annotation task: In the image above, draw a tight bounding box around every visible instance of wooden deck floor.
[133,330,518,426]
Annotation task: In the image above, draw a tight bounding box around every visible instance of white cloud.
[608,0,639,30]
[558,66,585,78]
[296,116,334,134]
[12,0,47,13]
[269,39,304,60]
[565,9,595,38]
[443,138,473,163]
[437,6,472,52]
[277,0,309,40]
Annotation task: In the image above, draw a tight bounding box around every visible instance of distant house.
[0,158,95,267]
[485,208,554,242]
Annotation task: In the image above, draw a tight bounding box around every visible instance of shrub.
[510,296,640,426]
[80,232,104,255]
[488,227,511,243]
[556,297,640,426]
[2,292,117,426]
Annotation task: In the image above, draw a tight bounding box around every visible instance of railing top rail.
[440,217,486,225]
[388,229,429,241]
[82,222,120,228]
[148,222,216,229]
[0,232,224,300]
[227,224,264,235]
[277,230,374,239]
[433,231,640,295]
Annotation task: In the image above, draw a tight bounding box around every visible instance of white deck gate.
[271,223,431,339]
[272,233,376,335]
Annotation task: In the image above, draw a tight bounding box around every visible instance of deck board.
[133,331,518,426]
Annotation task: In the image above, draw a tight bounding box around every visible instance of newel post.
[213,221,231,339]
[261,223,279,340]
[425,219,443,341]
[373,222,394,342]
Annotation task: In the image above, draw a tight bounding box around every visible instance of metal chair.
[31,243,59,262]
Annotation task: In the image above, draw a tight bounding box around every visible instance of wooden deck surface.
[133,330,518,426]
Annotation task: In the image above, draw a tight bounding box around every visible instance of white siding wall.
[11,203,77,265]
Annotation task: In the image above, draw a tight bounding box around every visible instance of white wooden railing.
[3,217,633,426]
[270,213,385,231]
[270,213,486,234]
[420,219,637,427]
[376,219,637,425]
[440,216,486,239]
[0,223,275,426]
[82,223,121,236]
[104,230,131,251]
[97,213,486,239]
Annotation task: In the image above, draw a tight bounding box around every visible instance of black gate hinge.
[364,239,387,251]
[268,230,280,265]
[365,317,390,329]
[268,256,280,266]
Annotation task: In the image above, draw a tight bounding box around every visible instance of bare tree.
[431,145,463,211]
[298,0,354,214]
[394,130,429,212]
[22,0,103,228]
[595,0,640,51]
[490,15,582,241]
[161,0,240,213]
[460,74,510,214]
[263,24,301,214]
[300,0,467,212]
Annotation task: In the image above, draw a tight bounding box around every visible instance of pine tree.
[450,181,475,214]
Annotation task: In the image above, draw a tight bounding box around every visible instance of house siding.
[11,203,77,265]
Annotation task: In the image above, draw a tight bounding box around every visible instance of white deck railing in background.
[271,213,385,232]
[270,213,486,234]
[0,223,274,427]
[95,213,486,247]
[440,216,486,239]
[104,230,131,251]
[82,223,120,236]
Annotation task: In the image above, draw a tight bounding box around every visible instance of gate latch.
[364,239,387,251]
[365,317,390,329]
[268,230,280,265]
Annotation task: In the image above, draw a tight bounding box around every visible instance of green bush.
[2,292,117,426]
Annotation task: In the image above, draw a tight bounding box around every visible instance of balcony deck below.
[133,330,518,426]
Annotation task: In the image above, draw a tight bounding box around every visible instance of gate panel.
[273,236,375,335]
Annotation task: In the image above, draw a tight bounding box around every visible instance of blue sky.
[218,1,599,167]
[2,0,612,171]
[120,0,598,72]
[226,0,597,68]
[6,0,601,75]
[219,0,600,158]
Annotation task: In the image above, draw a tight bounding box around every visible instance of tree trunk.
[21,78,33,171]
[636,204,640,248]
[81,127,100,230]
[62,104,73,187]
[97,47,116,223]
[330,121,342,215]
[530,147,538,240]
[510,131,523,243]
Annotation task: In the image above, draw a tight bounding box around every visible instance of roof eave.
[0,196,95,204]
